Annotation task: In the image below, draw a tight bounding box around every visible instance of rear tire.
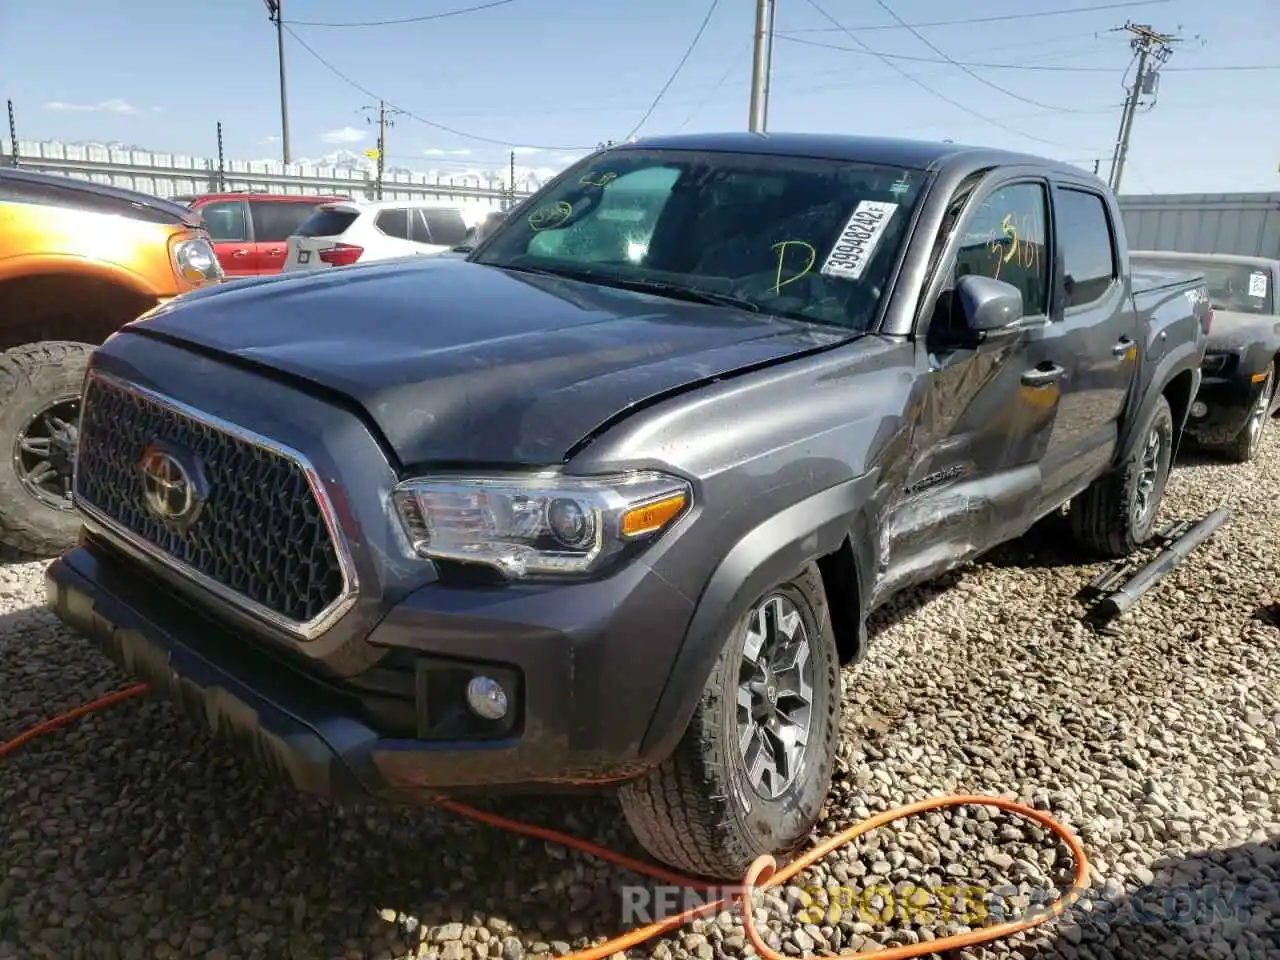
[1069,394,1175,559]
[616,562,842,879]
[1218,367,1274,464]
[0,342,93,557]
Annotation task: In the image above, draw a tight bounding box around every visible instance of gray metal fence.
[1118,192,1280,260]
[1,137,537,213]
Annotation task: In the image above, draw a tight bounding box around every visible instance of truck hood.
[1205,309,1280,355]
[131,257,854,466]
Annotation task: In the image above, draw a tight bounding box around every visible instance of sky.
[1,0,1277,194]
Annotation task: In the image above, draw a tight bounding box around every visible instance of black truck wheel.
[0,342,94,557]
[1069,394,1175,559]
[1219,367,1274,464]
[616,562,842,879]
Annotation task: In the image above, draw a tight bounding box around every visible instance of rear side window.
[250,201,317,242]
[199,200,248,242]
[375,208,410,240]
[296,208,359,238]
[1056,188,1117,308]
[421,208,469,246]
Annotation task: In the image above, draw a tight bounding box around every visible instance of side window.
[375,208,410,240]
[422,208,469,247]
[953,182,1050,317]
[527,166,680,262]
[410,209,432,245]
[1056,188,1117,308]
[249,201,313,243]
[199,201,248,242]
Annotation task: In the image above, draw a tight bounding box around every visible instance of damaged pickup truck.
[48,133,1210,880]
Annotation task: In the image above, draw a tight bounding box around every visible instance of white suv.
[283,199,476,272]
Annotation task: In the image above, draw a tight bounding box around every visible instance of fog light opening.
[465,675,509,720]
[1190,401,1208,418]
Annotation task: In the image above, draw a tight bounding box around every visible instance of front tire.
[1069,394,1175,558]
[616,562,842,879]
[0,341,94,557]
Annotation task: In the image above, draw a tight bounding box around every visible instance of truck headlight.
[171,235,223,284]
[390,470,692,578]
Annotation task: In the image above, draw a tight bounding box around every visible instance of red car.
[186,192,350,277]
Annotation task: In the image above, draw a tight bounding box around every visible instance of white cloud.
[45,98,141,115]
[511,146,543,156]
[260,135,281,144]
[422,147,472,156]
[556,153,586,165]
[320,125,368,145]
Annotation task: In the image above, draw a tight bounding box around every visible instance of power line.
[777,34,1279,72]
[862,0,1095,114]
[623,0,722,141]
[797,0,1091,151]
[779,0,1173,34]
[675,41,754,132]
[287,0,516,28]
[281,24,593,151]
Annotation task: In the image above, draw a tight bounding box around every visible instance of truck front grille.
[72,370,356,637]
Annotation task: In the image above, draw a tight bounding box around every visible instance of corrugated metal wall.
[1117,192,1280,259]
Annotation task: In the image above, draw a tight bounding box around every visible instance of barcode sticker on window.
[819,201,899,281]
[1248,271,1268,298]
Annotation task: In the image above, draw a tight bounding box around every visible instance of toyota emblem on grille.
[139,444,207,527]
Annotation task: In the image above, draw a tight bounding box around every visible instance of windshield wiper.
[596,277,762,313]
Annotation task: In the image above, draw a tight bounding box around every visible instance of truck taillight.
[319,243,363,267]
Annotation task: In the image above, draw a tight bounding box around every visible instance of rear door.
[410,206,470,253]
[196,199,254,277]
[285,205,362,271]
[372,207,417,259]
[249,200,319,275]
[1044,180,1141,494]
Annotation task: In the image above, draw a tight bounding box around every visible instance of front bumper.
[46,535,693,802]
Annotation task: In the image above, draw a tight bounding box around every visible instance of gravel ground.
[2,430,1279,960]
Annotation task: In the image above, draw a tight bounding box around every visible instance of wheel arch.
[0,271,159,353]
[636,470,879,764]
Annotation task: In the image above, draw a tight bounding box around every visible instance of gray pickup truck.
[1131,250,1280,462]
[47,133,1209,880]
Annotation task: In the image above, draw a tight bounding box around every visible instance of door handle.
[1021,362,1065,388]
[231,250,250,258]
[268,248,283,255]
[1113,337,1135,357]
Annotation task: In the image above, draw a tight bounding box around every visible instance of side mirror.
[955,274,1024,335]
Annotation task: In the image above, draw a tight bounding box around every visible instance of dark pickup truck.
[47,133,1210,880]
[1131,250,1280,462]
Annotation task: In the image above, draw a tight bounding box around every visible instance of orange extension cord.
[1,685,1091,960]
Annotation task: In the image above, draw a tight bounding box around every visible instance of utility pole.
[264,0,291,165]
[362,100,405,200]
[5,100,17,167]
[1108,21,1178,194]
[748,0,777,133]
[508,150,516,210]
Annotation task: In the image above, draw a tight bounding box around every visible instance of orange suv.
[0,168,222,555]
[188,192,350,277]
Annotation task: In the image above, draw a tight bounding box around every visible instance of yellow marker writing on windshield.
[999,213,1020,264]
[579,172,619,188]
[771,240,817,295]
[529,201,573,231]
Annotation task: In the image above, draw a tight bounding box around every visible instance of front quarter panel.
[566,335,917,761]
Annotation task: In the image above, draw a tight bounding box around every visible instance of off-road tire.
[1069,393,1175,559]
[0,341,94,557]
[616,562,842,880]
[1218,366,1275,464]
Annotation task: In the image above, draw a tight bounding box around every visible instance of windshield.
[1136,257,1274,316]
[470,148,928,331]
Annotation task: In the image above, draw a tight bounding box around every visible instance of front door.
[875,176,1073,599]
[198,199,254,277]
